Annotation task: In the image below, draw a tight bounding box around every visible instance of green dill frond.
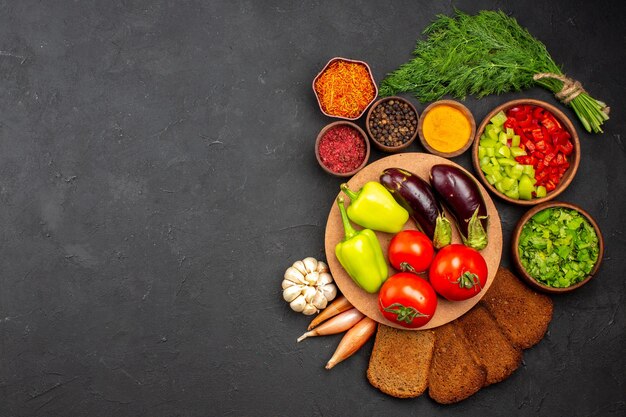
[378,10,607,133]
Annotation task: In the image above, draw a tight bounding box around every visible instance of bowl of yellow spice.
[417,100,476,158]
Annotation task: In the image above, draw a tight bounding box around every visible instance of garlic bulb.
[282,257,337,315]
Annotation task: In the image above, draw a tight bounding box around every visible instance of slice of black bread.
[428,322,487,404]
[480,267,553,349]
[367,324,435,398]
[456,304,522,386]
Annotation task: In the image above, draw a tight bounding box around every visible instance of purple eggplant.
[430,164,489,250]
[380,167,451,248]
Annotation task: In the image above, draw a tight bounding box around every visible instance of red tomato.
[378,272,437,328]
[428,244,488,301]
[388,230,434,273]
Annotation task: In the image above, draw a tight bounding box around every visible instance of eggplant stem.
[433,214,452,249]
[463,208,488,250]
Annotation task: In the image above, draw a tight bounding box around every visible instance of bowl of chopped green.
[512,201,604,293]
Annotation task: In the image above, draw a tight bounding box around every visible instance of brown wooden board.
[324,153,503,330]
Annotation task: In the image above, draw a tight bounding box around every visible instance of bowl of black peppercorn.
[365,96,419,153]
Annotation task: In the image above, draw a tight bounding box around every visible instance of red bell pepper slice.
[534,139,547,152]
[524,140,536,153]
[543,114,562,131]
[536,169,548,179]
[531,129,544,142]
[543,152,556,167]
[552,131,571,145]
[504,117,517,130]
[559,141,574,156]
[515,156,536,166]
[541,116,558,133]
[533,106,546,120]
[517,113,533,127]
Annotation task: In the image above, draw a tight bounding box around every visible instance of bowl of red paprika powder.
[315,121,370,177]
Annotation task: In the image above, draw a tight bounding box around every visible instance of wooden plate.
[324,153,503,330]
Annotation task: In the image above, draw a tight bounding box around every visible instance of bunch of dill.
[379,10,609,133]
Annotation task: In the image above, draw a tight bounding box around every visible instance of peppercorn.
[368,98,417,148]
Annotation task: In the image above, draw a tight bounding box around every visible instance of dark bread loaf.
[367,324,435,398]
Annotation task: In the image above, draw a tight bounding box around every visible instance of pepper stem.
[340,183,359,201]
[337,196,357,240]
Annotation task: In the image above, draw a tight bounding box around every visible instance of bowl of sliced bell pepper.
[471,99,580,206]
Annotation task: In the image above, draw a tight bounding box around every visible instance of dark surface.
[0,1,624,416]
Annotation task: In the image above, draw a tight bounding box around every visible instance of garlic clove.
[303,257,318,274]
[305,271,319,286]
[282,279,298,290]
[302,303,318,316]
[292,261,308,276]
[316,272,334,286]
[290,295,306,312]
[284,267,305,284]
[303,286,317,303]
[316,261,329,274]
[321,284,337,302]
[283,285,303,303]
[312,290,328,310]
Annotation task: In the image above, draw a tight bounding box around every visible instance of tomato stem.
[382,302,428,324]
[456,271,482,290]
[399,262,417,274]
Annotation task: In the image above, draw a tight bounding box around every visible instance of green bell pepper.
[335,196,388,294]
[341,182,408,233]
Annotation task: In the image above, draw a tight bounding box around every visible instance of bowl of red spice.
[313,57,377,120]
[315,121,370,177]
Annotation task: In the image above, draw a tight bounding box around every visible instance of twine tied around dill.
[533,73,610,116]
[533,73,586,104]
[534,73,610,116]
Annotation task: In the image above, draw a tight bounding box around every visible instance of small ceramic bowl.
[315,121,370,177]
[312,57,378,121]
[365,96,419,153]
[472,99,580,206]
[417,100,476,158]
[511,201,604,294]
